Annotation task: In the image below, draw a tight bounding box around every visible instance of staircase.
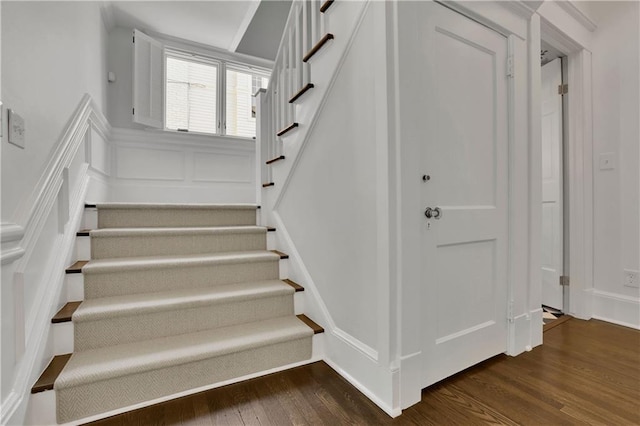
[31,203,323,424]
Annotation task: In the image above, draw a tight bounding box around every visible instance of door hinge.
[133,34,135,43]
[132,108,135,115]
[507,55,514,78]
[558,84,568,95]
[560,275,570,286]
[507,300,514,323]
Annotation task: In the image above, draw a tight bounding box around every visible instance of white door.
[404,3,510,387]
[541,59,564,310]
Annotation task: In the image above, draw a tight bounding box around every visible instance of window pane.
[166,56,217,133]
[226,69,269,138]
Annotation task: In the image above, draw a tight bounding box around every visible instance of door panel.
[541,58,564,310]
[399,2,510,387]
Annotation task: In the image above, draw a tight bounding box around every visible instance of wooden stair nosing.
[288,83,315,103]
[266,155,285,165]
[52,301,82,324]
[320,0,334,13]
[303,33,334,63]
[262,182,275,188]
[270,250,289,259]
[283,278,304,292]
[276,122,299,137]
[66,260,88,274]
[297,314,324,334]
[32,354,72,393]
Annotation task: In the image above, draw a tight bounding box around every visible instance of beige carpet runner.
[54,203,312,423]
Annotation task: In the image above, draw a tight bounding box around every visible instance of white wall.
[1,2,108,422]
[590,1,640,326]
[1,1,107,222]
[279,4,380,352]
[107,128,256,203]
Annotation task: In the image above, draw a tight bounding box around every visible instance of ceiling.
[107,1,291,62]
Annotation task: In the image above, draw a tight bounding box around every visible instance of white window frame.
[163,47,270,139]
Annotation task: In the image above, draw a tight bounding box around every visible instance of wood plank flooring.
[86,319,639,425]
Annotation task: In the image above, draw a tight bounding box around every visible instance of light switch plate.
[599,152,615,170]
[8,109,25,149]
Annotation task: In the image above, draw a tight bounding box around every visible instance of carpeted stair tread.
[95,203,259,210]
[73,280,294,322]
[96,203,259,229]
[83,251,281,274]
[55,316,312,389]
[89,226,267,237]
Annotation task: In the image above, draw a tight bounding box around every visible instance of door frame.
[538,15,595,321]
[394,0,595,410]
[394,0,535,409]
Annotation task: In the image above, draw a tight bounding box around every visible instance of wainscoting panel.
[109,128,256,203]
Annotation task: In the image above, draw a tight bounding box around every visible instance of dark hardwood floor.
[87,319,640,425]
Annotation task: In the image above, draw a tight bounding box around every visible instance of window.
[164,50,268,137]
[165,55,218,134]
[225,68,269,138]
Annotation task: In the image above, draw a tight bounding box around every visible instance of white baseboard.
[508,309,542,356]
[592,290,640,330]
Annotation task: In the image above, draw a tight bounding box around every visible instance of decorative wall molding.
[556,1,597,32]
[111,127,255,153]
[1,94,108,425]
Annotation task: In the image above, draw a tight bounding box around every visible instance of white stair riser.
[74,294,295,351]
[267,232,276,249]
[84,260,280,299]
[25,389,56,426]
[91,232,266,259]
[53,323,74,355]
[66,274,84,301]
[294,292,304,315]
[98,208,257,229]
[56,336,312,423]
[279,258,289,279]
[82,208,98,230]
[75,236,90,260]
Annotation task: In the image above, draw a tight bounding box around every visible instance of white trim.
[592,290,640,330]
[1,95,109,426]
[556,1,597,32]
[147,29,274,70]
[112,127,254,153]
[333,327,379,362]
[1,247,25,265]
[1,223,25,243]
[228,1,261,53]
[323,358,401,418]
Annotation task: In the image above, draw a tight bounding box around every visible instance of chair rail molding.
[1,94,109,425]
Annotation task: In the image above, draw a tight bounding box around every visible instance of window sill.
[145,128,256,143]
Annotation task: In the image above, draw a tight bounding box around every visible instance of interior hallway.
[88,318,640,425]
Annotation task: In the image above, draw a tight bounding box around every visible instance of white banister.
[258,0,333,184]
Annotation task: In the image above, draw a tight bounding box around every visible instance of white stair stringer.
[55,316,313,423]
[73,281,295,351]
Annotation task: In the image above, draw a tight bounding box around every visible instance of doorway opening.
[540,40,569,330]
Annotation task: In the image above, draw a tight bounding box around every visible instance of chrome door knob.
[424,207,442,219]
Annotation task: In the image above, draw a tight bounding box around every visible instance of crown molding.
[556,0,597,32]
